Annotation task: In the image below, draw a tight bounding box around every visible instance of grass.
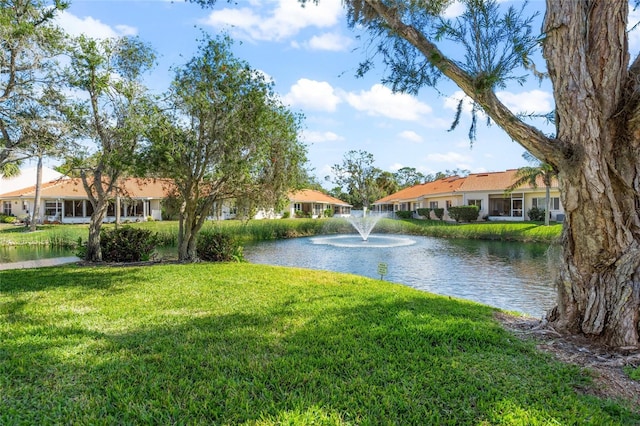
[1,262,637,424]
[0,217,562,248]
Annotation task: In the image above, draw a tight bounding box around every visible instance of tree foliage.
[62,35,157,262]
[329,150,382,209]
[0,0,68,173]
[145,35,307,262]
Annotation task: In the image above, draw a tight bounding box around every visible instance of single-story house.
[286,189,352,218]
[373,169,564,222]
[0,177,172,224]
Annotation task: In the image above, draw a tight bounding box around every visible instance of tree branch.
[364,0,564,166]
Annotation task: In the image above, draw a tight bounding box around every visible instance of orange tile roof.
[459,169,558,192]
[375,176,466,203]
[1,177,173,199]
[374,170,558,204]
[289,189,351,206]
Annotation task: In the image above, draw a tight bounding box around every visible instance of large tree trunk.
[361,0,640,347]
[85,201,109,262]
[542,1,640,347]
[177,203,202,262]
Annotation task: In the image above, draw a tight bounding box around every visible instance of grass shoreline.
[1,262,637,424]
[0,217,562,249]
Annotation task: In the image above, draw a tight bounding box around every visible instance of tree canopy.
[0,0,68,175]
[145,35,308,262]
[62,35,157,262]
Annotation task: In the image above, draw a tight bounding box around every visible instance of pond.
[244,234,559,318]
[0,245,76,263]
[1,234,559,318]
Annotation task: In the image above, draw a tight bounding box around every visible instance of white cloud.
[302,130,344,143]
[56,11,137,38]
[443,91,475,114]
[444,89,553,116]
[426,151,473,166]
[305,32,352,51]
[442,1,465,19]
[346,84,433,121]
[200,0,343,42]
[283,78,341,112]
[389,162,404,171]
[398,130,423,143]
[497,89,553,114]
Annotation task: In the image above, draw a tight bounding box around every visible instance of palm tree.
[507,152,558,226]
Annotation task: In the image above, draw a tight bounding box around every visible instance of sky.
[46,0,639,187]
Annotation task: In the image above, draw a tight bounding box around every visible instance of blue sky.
[50,0,623,186]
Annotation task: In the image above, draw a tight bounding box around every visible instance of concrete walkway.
[0,256,82,271]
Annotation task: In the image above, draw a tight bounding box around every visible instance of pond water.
[2,234,560,318]
[244,235,559,318]
[0,246,76,264]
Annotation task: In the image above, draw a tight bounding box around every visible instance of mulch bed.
[495,312,640,411]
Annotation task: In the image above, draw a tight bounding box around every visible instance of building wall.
[0,196,164,224]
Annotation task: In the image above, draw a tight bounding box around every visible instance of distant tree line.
[325,149,469,209]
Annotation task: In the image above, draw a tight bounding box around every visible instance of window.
[2,201,11,215]
[429,201,438,209]
[445,200,452,209]
[44,201,61,217]
[294,203,302,212]
[533,197,560,210]
[468,199,482,210]
[122,200,143,217]
[64,200,85,217]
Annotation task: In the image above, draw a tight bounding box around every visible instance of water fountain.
[309,208,415,248]
[347,208,382,241]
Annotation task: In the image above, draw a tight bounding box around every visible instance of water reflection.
[244,235,559,318]
[0,246,75,264]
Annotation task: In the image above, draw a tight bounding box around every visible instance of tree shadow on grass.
[1,289,637,425]
[0,265,148,293]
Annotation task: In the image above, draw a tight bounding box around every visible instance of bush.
[295,210,310,218]
[282,212,290,219]
[323,208,334,218]
[100,226,159,262]
[416,208,430,218]
[447,205,480,223]
[1,214,16,224]
[527,207,546,221]
[395,210,413,219]
[432,208,445,220]
[197,230,244,262]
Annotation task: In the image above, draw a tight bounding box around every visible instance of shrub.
[432,208,445,220]
[447,205,480,223]
[1,214,16,224]
[197,230,244,262]
[527,207,546,221]
[395,210,413,219]
[416,208,430,218]
[323,208,334,218]
[100,226,159,262]
[295,210,310,218]
[282,212,290,219]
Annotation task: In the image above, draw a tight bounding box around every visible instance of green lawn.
[1,263,636,424]
[0,217,562,248]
